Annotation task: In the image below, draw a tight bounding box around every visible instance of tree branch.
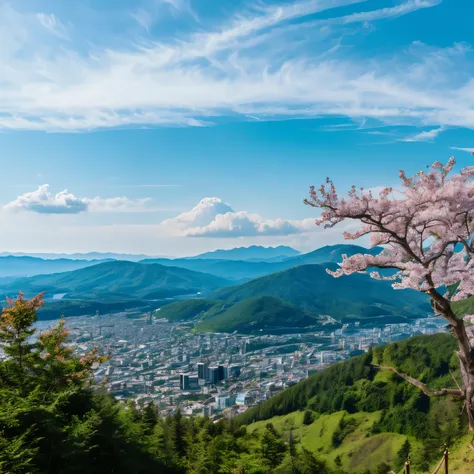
[371,364,464,398]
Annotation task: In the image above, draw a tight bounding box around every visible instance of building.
[229,365,241,378]
[218,365,227,381]
[235,392,253,406]
[215,395,234,410]
[207,366,220,384]
[179,374,200,390]
[197,362,208,379]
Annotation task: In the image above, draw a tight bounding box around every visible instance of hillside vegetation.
[211,264,430,323]
[156,263,431,333]
[236,333,472,472]
[3,293,474,474]
[195,296,324,334]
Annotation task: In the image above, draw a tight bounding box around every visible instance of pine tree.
[396,439,411,469]
[0,292,43,393]
[260,423,286,470]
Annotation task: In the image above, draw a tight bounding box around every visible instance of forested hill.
[235,333,474,472]
[211,263,430,322]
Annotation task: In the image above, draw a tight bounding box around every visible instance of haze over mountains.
[189,245,300,261]
[0,244,431,327]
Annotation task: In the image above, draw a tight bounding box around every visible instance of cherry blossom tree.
[304,157,474,429]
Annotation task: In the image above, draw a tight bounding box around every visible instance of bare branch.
[372,364,464,398]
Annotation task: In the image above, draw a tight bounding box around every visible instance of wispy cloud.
[399,127,445,142]
[450,146,474,154]
[36,13,69,39]
[1,0,467,132]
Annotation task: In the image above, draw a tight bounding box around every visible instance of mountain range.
[0,244,431,327]
[0,261,230,319]
[141,244,380,281]
[189,245,300,261]
[0,256,111,278]
[156,262,431,333]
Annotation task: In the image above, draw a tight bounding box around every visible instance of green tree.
[260,423,286,470]
[303,410,315,425]
[0,292,43,393]
[374,462,391,474]
[396,439,411,468]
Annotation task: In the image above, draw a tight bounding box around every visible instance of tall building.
[207,366,220,384]
[218,365,228,381]
[197,362,208,380]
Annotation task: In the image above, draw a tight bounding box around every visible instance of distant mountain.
[191,245,300,262]
[140,257,287,281]
[0,256,110,278]
[211,263,430,323]
[0,261,231,319]
[283,244,382,266]
[141,244,383,281]
[0,252,159,262]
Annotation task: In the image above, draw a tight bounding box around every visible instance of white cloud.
[162,197,234,230]
[4,185,88,214]
[450,146,474,154]
[1,0,466,132]
[161,197,317,237]
[36,13,68,39]
[399,127,445,142]
[3,185,153,214]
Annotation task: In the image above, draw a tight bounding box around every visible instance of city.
[32,310,448,421]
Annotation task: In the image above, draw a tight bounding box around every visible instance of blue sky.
[1,0,473,256]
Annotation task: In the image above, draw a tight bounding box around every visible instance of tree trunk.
[451,319,474,430]
[430,289,474,430]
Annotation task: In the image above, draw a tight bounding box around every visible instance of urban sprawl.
[31,311,447,420]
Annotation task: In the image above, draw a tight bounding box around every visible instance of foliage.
[0,293,471,473]
[305,157,474,427]
[211,264,429,323]
[303,409,316,425]
[196,295,320,334]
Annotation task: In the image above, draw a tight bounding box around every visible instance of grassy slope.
[239,334,474,472]
[248,410,410,472]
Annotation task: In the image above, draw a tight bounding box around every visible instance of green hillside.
[237,333,471,472]
[194,296,324,334]
[0,261,229,300]
[453,295,474,317]
[156,298,223,321]
[211,263,430,323]
[0,261,231,319]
